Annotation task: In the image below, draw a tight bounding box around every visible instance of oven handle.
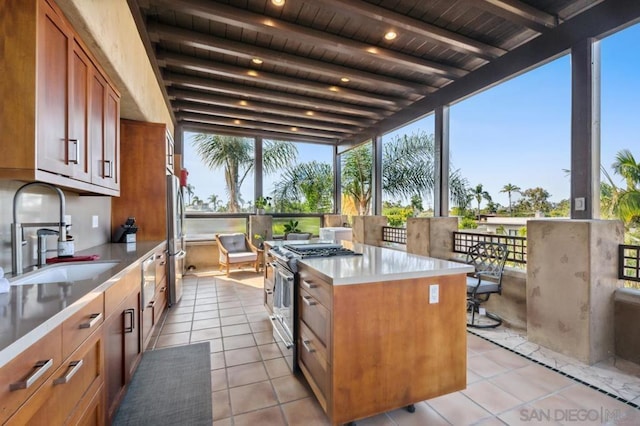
[269,315,293,349]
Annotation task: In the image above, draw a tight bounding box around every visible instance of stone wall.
[352,216,387,246]
[614,288,640,364]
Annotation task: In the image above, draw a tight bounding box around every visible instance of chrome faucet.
[11,182,68,275]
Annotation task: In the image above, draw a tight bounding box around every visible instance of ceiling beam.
[167,88,378,125]
[371,0,640,142]
[172,101,360,134]
[163,72,399,120]
[147,21,432,96]
[179,119,342,145]
[319,0,506,60]
[177,112,349,139]
[472,0,559,33]
[152,0,467,79]
[157,50,406,109]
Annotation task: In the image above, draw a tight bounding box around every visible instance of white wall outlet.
[574,197,586,211]
[92,215,99,228]
[429,284,439,304]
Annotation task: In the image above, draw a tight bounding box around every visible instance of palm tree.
[191,134,297,212]
[272,161,333,213]
[606,149,640,225]
[471,184,492,219]
[207,193,221,211]
[500,183,520,216]
[185,183,195,205]
[341,131,469,215]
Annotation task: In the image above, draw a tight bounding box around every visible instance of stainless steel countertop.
[0,241,165,366]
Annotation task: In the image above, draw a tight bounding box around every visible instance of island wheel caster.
[406,404,416,413]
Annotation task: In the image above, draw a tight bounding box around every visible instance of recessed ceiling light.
[305,111,314,116]
[271,0,285,6]
[384,31,397,40]
[291,127,298,131]
[233,119,242,125]
[366,47,378,54]
[252,58,263,64]
[239,100,248,106]
[329,86,339,92]
[247,70,258,77]
[341,77,350,83]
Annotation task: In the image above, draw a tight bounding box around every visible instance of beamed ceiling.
[128,0,640,146]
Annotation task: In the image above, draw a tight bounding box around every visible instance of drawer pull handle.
[160,286,166,293]
[148,300,155,308]
[79,312,103,329]
[124,308,135,333]
[302,280,317,289]
[54,360,83,385]
[10,359,54,391]
[104,160,113,178]
[68,139,80,164]
[266,289,273,295]
[302,295,316,306]
[302,339,315,353]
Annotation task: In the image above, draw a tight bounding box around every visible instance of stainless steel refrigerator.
[166,175,186,305]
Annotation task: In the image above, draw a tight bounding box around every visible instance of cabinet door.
[123,291,141,382]
[68,40,91,182]
[37,1,72,176]
[89,69,107,186]
[103,86,120,190]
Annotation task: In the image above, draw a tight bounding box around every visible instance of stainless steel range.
[267,242,360,371]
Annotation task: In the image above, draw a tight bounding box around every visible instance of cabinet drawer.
[6,328,103,426]
[0,326,63,424]
[105,266,139,318]
[154,280,167,325]
[298,269,332,310]
[299,289,330,348]
[62,294,104,359]
[298,322,329,401]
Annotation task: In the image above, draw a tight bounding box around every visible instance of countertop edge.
[0,240,165,368]
[330,265,475,285]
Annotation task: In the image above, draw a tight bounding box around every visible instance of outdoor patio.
[148,269,640,425]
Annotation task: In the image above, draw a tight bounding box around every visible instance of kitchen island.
[292,242,474,425]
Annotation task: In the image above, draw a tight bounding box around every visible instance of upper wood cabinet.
[0,0,120,196]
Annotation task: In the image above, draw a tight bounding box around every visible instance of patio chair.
[466,241,508,328]
[215,233,262,277]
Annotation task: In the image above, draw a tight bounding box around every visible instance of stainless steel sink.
[10,261,120,285]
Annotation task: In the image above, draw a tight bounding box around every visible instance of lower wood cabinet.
[5,327,104,425]
[104,287,141,423]
[297,265,468,425]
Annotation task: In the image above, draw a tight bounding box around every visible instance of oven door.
[271,263,295,348]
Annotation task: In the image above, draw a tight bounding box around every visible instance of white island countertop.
[298,242,474,285]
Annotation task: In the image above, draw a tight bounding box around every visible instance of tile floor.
[149,270,640,425]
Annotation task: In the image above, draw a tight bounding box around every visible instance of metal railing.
[453,231,527,264]
[619,244,640,282]
[382,226,407,245]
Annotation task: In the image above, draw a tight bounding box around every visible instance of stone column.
[527,219,623,364]
[352,216,387,246]
[249,215,272,248]
[323,214,348,227]
[406,217,458,259]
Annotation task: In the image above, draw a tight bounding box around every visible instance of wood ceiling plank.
[181,122,341,145]
[148,21,432,95]
[157,50,407,109]
[319,0,506,60]
[172,101,359,134]
[471,0,559,33]
[152,0,467,79]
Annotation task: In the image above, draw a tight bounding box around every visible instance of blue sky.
[185,23,639,209]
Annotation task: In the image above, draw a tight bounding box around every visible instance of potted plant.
[253,232,266,249]
[255,196,272,214]
[283,220,301,233]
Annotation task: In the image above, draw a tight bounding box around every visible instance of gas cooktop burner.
[282,243,360,258]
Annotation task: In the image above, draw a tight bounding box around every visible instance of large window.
[340,141,372,216]
[183,132,255,213]
[264,140,333,214]
[450,55,571,223]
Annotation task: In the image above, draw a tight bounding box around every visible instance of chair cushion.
[467,276,500,295]
[218,233,247,253]
[225,252,258,264]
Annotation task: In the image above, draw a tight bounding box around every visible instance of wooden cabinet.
[0,0,120,196]
[6,328,104,425]
[297,264,468,425]
[0,326,63,424]
[104,266,142,423]
[263,247,275,313]
[142,247,168,349]
[0,293,105,425]
[112,120,172,241]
